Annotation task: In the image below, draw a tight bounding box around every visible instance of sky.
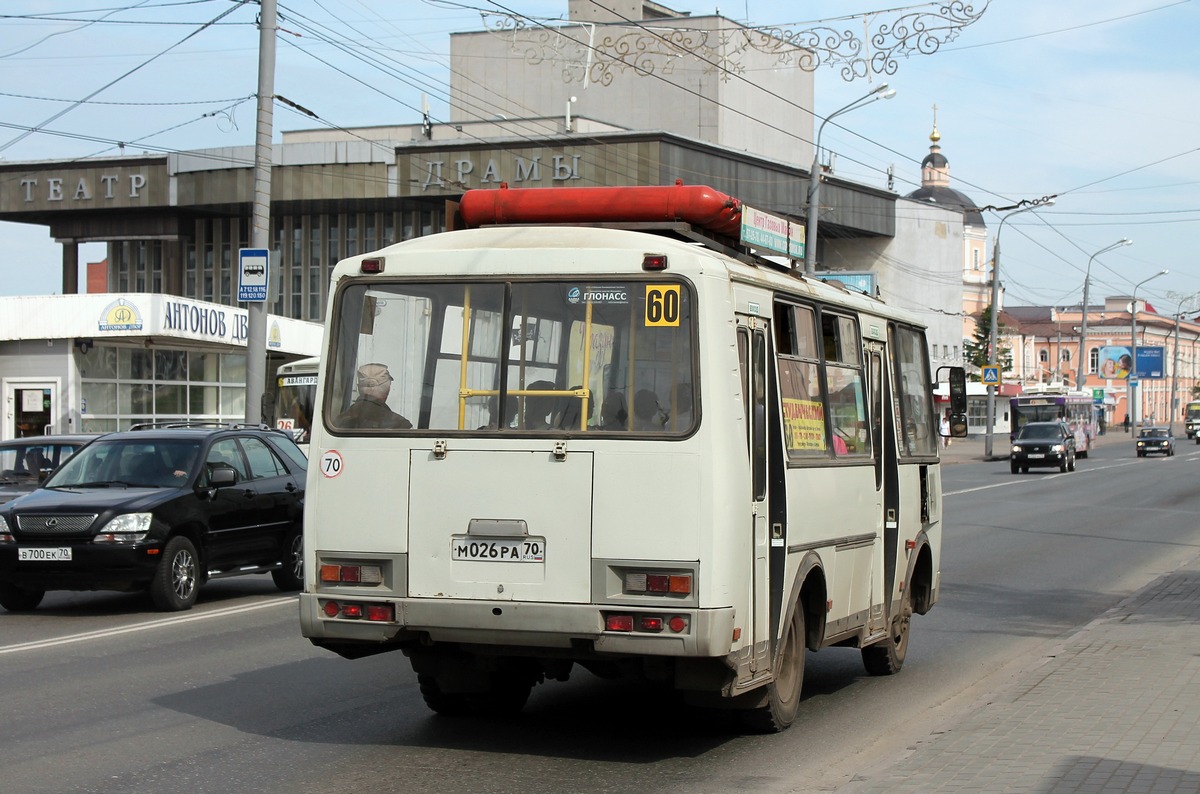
[1,0,1197,315]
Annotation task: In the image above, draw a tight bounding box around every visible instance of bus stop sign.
[238,248,269,303]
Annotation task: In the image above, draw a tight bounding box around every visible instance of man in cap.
[337,363,412,429]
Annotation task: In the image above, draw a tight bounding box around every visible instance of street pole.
[245,0,276,425]
[1168,293,1198,436]
[1129,269,1168,430]
[803,83,895,274]
[984,198,1055,458]
[1076,238,1131,392]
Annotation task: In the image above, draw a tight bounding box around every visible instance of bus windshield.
[273,360,318,445]
[326,280,696,434]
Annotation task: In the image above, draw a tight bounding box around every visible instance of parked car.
[1011,421,1076,473]
[0,435,99,506]
[0,423,307,612]
[1136,426,1175,457]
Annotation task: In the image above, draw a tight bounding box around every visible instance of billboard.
[1097,345,1164,379]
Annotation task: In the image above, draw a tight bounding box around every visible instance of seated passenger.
[338,363,412,429]
[633,389,667,431]
[523,380,558,430]
[554,386,591,430]
[600,390,628,430]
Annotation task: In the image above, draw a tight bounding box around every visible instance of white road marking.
[0,596,295,655]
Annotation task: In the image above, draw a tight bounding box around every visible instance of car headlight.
[1051,444,1065,453]
[93,513,152,543]
[0,513,11,542]
[1137,441,1145,447]
[1011,445,1022,453]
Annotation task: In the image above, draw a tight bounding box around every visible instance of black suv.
[0,423,307,612]
[1010,421,1077,474]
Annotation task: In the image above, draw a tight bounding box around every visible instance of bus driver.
[337,363,413,429]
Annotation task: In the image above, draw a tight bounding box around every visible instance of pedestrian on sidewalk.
[939,413,951,448]
[1123,414,1131,433]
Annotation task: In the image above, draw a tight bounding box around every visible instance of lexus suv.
[0,423,307,612]
[1010,421,1076,474]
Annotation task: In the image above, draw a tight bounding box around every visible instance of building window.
[1089,347,1099,374]
[1039,349,1049,363]
[80,346,247,432]
[972,248,981,271]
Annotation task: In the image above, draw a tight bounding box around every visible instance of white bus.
[299,184,964,731]
[272,356,318,452]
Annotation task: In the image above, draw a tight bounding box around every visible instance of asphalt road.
[3,442,1198,793]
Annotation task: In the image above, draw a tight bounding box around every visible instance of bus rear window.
[325,280,696,435]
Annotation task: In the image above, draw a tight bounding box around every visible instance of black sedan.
[1011,421,1076,473]
[1136,426,1175,457]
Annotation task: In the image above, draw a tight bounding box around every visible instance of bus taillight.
[321,600,395,622]
[625,571,692,595]
[320,562,383,585]
[604,613,689,634]
[606,615,635,631]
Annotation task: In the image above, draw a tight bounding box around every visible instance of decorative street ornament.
[481,0,991,85]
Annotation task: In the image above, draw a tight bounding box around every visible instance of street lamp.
[984,198,1055,458]
[1130,269,1168,429]
[803,83,896,274]
[1168,293,1199,436]
[1076,238,1131,392]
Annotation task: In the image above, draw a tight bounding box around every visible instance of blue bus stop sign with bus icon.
[238,248,269,303]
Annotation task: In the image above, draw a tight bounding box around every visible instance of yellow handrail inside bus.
[457,286,472,430]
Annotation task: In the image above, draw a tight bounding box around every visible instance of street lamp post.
[1130,269,1169,429]
[803,83,896,274]
[1166,295,1195,438]
[1076,238,1131,392]
[984,198,1055,458]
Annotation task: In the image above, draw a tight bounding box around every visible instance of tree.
[963,304,1013,382]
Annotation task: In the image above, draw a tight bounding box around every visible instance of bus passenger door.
[867,342,894,634]
[737,319,770,672]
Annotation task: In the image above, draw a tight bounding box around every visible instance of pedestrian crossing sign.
[982,365,1001,384]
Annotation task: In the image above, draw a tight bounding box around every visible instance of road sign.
[982,365,1000,385]
[238,248,269,303]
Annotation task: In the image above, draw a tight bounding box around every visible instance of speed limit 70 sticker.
[319,449,344,478]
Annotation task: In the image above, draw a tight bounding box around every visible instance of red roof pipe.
[458,180,743,237]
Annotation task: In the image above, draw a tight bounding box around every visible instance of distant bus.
[1183,400,1200,439]
[1010,386,1098,457]
[273,356,318,451]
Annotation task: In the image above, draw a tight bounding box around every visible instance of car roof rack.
[128,421,275,432]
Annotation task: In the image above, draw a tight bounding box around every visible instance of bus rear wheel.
[862,584,912,676]
[417,671,533,717]
[741,602,806,733]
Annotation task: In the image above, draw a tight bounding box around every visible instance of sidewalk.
[843,554,1200,793]
[841,429,1200,792]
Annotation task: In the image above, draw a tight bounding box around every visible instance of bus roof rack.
[454,182,807,276]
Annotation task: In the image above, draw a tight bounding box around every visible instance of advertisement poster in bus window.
[568,321,615,426]
[782,397,827,452]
